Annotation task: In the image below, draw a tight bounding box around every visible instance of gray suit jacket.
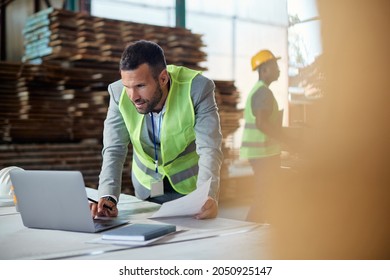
[98,73,223,202]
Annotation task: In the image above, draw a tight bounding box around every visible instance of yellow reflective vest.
[240,80,281,159]
[119,65,201,194]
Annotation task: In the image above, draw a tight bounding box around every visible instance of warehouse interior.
[1,0,300,207]
[1,0,389,260]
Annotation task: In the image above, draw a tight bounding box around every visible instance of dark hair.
[120,40,167,79]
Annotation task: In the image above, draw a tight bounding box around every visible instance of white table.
[0,190,269,260]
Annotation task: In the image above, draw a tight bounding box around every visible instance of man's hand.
[195,196,218,219]
[89,198,118,218]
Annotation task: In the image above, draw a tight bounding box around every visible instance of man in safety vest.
[240,49,284,222]
[91,40,223,219]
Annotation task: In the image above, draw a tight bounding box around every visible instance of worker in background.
[240,49,286,223]
[90,40,223,219]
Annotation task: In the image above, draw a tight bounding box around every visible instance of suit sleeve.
[98,82,131,201]
[191,75,223,200]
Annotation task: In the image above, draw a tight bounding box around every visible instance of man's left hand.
[195,196,218,219]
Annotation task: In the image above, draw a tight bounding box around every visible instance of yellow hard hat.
[251,49,281,71]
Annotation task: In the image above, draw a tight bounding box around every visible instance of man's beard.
[134,85,164,114]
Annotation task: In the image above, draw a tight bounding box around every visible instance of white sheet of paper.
[151,178,211,218]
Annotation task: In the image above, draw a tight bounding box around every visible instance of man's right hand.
[89,198,118,218]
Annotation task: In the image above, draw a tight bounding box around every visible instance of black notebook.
[102,223,176,241]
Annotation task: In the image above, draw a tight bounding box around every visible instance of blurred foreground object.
[266,0,390,259]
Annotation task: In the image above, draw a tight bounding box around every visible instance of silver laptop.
[10,170,128,233]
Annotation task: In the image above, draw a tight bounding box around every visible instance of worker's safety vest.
[240,80,281,159]
[119,65,200,195]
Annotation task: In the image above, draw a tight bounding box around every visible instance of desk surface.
[0,190,269,260]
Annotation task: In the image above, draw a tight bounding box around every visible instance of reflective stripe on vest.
[119,65,201,195]
[240,80,281,159]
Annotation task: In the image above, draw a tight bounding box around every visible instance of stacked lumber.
[213,80,243,178]
[23,8,77,64]
[0,141,134,194]
[13,63,74,142]
[0,61,119,143]
[22,8,207,70]
[95,17,128,65]
[214,80,243,137]
[0,62,24,142]
[163,31,207,70]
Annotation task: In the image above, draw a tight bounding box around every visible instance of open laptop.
[9,170,128,233]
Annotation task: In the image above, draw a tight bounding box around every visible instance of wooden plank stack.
[0,62,23,142]
[213,80,243,178]
[0,141,134,194]
[0,61,119,143]
[214,80,243,137]
[23,8,76,64]
[22,8,207,70]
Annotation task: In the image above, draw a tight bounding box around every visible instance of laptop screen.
[10,170,127,233]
